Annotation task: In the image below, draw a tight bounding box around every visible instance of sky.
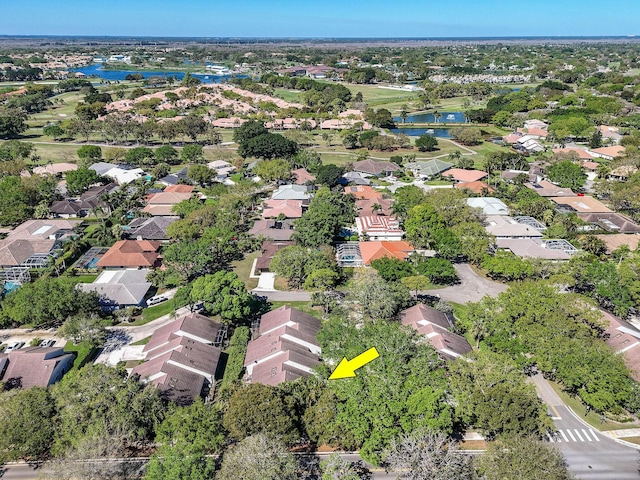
[1,0,639,38]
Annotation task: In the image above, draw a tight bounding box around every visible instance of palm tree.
[400,105,409,124]
[371,203,382,215]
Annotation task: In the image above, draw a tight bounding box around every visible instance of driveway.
[423,263,508,304]
[254,272,276,291]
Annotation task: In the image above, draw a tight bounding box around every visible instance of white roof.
[466,197,509,216]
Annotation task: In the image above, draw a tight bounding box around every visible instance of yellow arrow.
[329,347,380,380]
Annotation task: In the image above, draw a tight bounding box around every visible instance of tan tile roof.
[163,185,194,193]
[455,181,494,194]
[550,196,611,213]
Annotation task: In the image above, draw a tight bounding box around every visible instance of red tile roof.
[96,240,161,268]
[164,185,195,193]
[344,185,384,200]
[455,181,494,194]
[358,241,415,265]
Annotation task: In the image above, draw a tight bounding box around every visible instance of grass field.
[268,300,322,318]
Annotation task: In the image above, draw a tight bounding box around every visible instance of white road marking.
[560,430,569,442]
[547,433,555,442]
[566,429,577,441]
[590,429,600,441]
[581,429,592,441]
[573,429,584,441]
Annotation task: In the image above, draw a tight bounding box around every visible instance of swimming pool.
[86,258,100,268]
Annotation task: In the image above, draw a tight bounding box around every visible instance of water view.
[389,127,452,138]
[393,111,466,123]
[71,64,247,84]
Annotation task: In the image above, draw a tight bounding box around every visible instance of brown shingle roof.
[1,347,74,389]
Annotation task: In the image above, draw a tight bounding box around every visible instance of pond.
[389,127,452,138]
[394,111,466,123]
[71,64,247,84]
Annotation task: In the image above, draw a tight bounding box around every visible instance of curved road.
[423,263,508,304]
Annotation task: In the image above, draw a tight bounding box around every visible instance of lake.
[71,64,246,84]
[393,111,466,124]
[389,127,452,138]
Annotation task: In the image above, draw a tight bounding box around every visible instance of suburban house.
[466,197,509,216]
[496,238,576,260]
[125,216,179,241]
[552,147,594,161]
[164,184,194,194]
[399,304,472,360]
[525,180,576,197]
[355,215,404,241]
[608,165,638,181]
[594,234,640,254]
[0,347,75,389]
[0,219,81,268]
[207,160,236,179]
[550,196,612,214]
[78,268,152,309]
[358,240,415,265]
[33,162,78,176]
[143,191,193,216]
[484,215,544,239]
[78,183,118,213]
[255,240,294,273]
[271,184,313,201]
[244,306,322,386]
[597,125,623,144]
[599,310,640,382]
[356,197,394,217]
[441,168,488,183]
[344,185,384,200]
[588,145,625,160]
[159,167,189,186]
[262,199,305,219]
[455,181,494,194]
[49,199,84,218]
[500,170,539,183]
[89,162,146,185]
[577,212,640,233]
[341,171,371,185]
[131,312,224,404]
[291,168,316,185]
[352,159,401,177]
[405,159,453,179]
[249,219,295,241]
[96,240,161,269]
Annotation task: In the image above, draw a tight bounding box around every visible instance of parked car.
[5,341,25,352]
[39,339,56,348]
[147,295,168,307]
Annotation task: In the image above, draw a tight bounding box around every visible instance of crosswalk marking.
[548,429,601,443]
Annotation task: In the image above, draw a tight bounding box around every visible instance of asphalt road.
[423,263,508,304]
[532,374,640,479]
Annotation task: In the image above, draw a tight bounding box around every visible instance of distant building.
[77,268,152,309]
[249,219,295,241]
[352,160,401,177]
[358,241,415,265]
[466,197,509,216]
[355,216,404,241]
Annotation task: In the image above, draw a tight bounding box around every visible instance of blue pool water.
[86,258,100,268]
[389,127,452,138]
[394,111,466,124]
[4,282,19,294]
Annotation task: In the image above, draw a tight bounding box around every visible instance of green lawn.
[232,250,260,290]
[64,341,98,372]
[274,88,302,103]
[131,336,151,346]
[268,300,322,319]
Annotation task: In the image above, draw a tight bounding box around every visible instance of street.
[532,374,640,479]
